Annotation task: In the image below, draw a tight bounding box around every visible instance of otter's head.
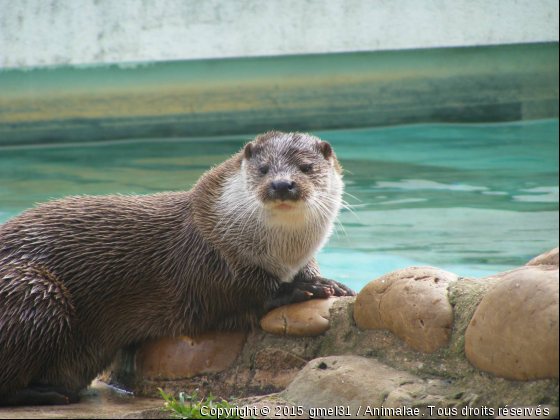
[241,131,343,226]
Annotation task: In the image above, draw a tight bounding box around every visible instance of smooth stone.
[465,265,559,380]
[354,267,457,353]
[260,297,337,337]
[284,355,451,419]
[526,247,559,267]
[134,331,246,380]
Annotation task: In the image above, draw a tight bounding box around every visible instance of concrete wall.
[1,0,558,69]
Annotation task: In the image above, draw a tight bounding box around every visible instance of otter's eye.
[300,164,313,174]
[259,165,269,175]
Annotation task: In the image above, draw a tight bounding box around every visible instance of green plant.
[159,388,245,419]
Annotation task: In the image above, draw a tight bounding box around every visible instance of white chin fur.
[216,166,343,283]
[264,203,309,228]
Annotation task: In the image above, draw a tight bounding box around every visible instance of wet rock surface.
[260,297,337,337]
[0,380,162,420]
[465,265,559,380]
[354,267,457,353]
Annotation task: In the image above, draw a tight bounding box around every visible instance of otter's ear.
[319,141,333,160]
[244,142,254,160]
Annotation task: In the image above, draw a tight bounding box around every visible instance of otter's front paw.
[265,277,356,311]
[312,276,357,297]
[265,281,334,311]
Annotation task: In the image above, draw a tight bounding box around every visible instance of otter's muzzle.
[269,180,298,201]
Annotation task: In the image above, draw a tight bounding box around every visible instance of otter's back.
[0,192,193,341]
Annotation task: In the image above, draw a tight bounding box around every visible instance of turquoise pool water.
[0,120,558,292]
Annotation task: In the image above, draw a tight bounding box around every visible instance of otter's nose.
[270,180,297,200]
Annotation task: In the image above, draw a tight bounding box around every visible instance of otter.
[0,131,355,406]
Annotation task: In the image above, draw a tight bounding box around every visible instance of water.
[0,120,558,292]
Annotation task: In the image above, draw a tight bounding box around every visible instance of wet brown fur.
[0,132,345,403]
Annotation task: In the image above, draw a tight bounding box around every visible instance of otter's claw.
[265,281,335,310]
[265,276,356,311]
[305,276,356,297]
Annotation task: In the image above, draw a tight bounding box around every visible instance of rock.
[254,348,307,371]
[104,275,559,411]
[261,297,337,337]
[354,267,457,353]
[465,266,559,380]
[134,331,246,380]
[284,355,456,419]
[252,348,307,389]
[526,248,559,267]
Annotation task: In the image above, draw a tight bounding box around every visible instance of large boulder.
[284,355,455,419]
[354,267,457,353]
[465,265,559,380]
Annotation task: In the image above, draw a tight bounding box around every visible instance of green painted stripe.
[0,43,558,145]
